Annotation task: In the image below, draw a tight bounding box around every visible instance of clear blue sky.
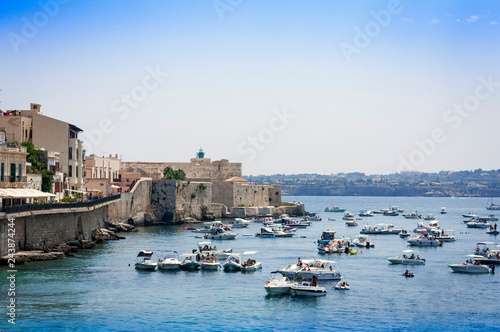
[1,0,499,175]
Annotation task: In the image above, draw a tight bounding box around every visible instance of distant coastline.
[245,169,500,197]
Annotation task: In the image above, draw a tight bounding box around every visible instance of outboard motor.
[490,264,495,274]
[366,242,370,248]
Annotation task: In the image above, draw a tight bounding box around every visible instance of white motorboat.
[192,221,232,233]
[403,212,421,219]
[204,227,237,240]
[264,272,294,295]
[308,214,322,221]
[223,254,242,271]
[271,225,296,238]
[180,253,201,270]
[481,215,499,222]
[413,221,440,233]
[200,256,220,271]
[196,241,233,261]
[388,250,425,265]
[255,227,276,238]
[333,280,350,290]
[435,230,456,242]
[291,280,327,296]
[229,218,250,228]
[296,259,342,280]
[462,212,479,218]
[467,220,490,229]
[241,251,262,272]
[423,214,435,220]
[449,255,492,274]
[407,234,442,247]
[345,217,358,226]
[473,242,498,257]
[277,259,314,278]
[358,210,374,217]
[360,223,394,235]
[441,207,447,214]
[352,235,375,248]
[158,251,181,270]
[391,206,404,213]
[342,212,355,220]
[135,250,157,271]
[487,229,499,235]
[399,229,411,238]
[325,205,345,212]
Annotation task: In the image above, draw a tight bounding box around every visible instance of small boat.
[486,198,500,210]
[196,241,233,261]
[308,214,322,221]
[333,280,350,290]
[423,214,435,220]
[183,225,197,231]
[342,212,355,220]
[402,270,414,277]
[358,210,374,217]
[229,218,250,228]
[391,206,404,213]
[399,229,411,238]
[290,279,327,297]
[204,227,237,240]
[481,215,499,222]
[487,229,499,235]
[264,272,293,295]
[223,254,242,271]
[325,205,346,213]
[413,221,440,233]
[473,242,498,257]
[403,212,421,219]
[296,259,342,280]
[282,219,310,228]
[467,220,490,229]
[158,251,181,270]
[383,210,399,216]
[406,234,442,247]
[388,250,425,265]
[441,207,447,214]
[352,234,374,248]
[449,255,493,274]
[180,253,201,271]
[255,227,276,238]
[135,250,157,271]
[480,251,500,265]
[271,225,296,238]
[277,260,311,279]
[200,256,220,270]
[241,251,262,272]
[349,249,358,255]
[435,230,456,242]
[345,218,358,226]
[462,212,479,218]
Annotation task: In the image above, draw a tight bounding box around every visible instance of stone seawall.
[0,205,107,256]
[107,179,152,224]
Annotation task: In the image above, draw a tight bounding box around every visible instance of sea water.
[1,196,499,331]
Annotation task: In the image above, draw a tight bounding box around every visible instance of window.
[69,166,73,177]
[18,163,22,182]
[76,165,78,178]
[1,163,4,182]
[69,130,76,139]
[76,149,79,161]
[10,163,15,182]
[69,147,73,160]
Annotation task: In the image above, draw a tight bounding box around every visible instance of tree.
[162,167,186,181]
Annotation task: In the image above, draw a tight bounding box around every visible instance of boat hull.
[180,262,200,270]
[388,257,425,265]
[291,286,327,296]
[407,239,441,246]
[158,263,180,270]
[135,263,157,271]
[265,285,291,295]
[449,264,491,273]
[201,262,220,270]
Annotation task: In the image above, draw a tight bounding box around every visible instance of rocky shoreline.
[0,221,137,266]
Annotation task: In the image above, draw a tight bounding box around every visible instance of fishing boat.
[449,255,493,274]
[264,272,293,295]
[388,250,425,265]
[135,250,157,270]
[325,205,346,213]
[180,253,201,270]
[157,251,181,270]
[290,279,327,297]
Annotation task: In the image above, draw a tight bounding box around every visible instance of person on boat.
[495,223,498,230]
[329,266,333,271]
[476,246,480,252]
[311,276,318,287]
[298,258,302,267]
[410,254,415,259]
[416,255,421,260]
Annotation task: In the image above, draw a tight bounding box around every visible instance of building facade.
[0,103,85,190]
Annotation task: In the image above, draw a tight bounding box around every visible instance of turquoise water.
[1,196,500,331]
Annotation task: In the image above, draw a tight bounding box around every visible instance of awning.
[0,188,56,198]
[111,185,121,188]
